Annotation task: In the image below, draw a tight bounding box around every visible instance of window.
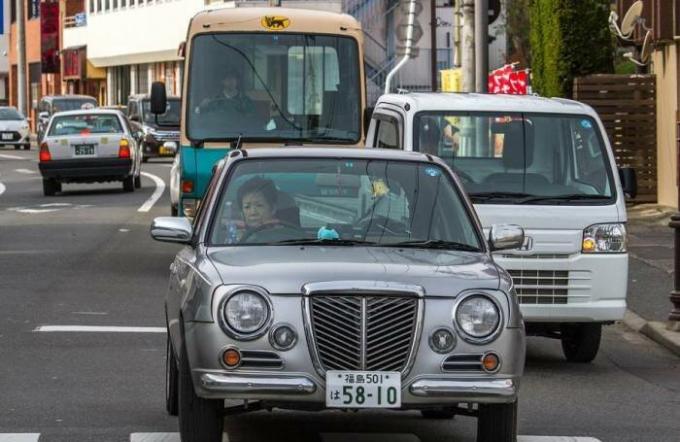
[48,114,123,136]
[105,0,110,11]
[28,0,40,19]
[113,0,118,8]
[97,0,102,11]
[121,0,127,7]
[373,116,400,149]
[286,46,340,115]
[129,0,135,6]
[89,0,95,13]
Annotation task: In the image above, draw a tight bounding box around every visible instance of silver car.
[152,148,526,442]
[38,109,142,196]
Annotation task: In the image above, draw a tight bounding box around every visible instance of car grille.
[239,350,283,369]
[153,131,179,142]
[442,354,485,372]
[307,295,420,375]
[507,269,569,304]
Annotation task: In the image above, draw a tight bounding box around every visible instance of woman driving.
[237,177,278,229]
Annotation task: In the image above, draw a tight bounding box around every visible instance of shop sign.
[41,1,60,74]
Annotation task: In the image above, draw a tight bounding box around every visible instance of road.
[0,148,678,442]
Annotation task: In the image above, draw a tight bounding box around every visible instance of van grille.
[507,269,569,304]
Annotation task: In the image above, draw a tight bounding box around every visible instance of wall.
[653,44,679,208]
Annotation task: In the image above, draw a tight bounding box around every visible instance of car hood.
[0,120,26,130]
[207,246,500,296]
[143,121,180,132]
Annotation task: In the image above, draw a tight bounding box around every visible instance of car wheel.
[134,174,142,189]
[123,176,134,192]
[476,401,517,442]
[171,205,178,216]
[178,341,223,442]
[42,178,59,196]
[165,334,179,416]
[561,323,602,363]
[23,144,30,150]
[14,145,20,150]
[142,156,149,163]
[421,408,456,419]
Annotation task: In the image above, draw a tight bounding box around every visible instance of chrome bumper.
[200,373,317,395]
[409,378,517,403]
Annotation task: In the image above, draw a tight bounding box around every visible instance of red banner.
[488,65,530,95]
[41,1,60,74]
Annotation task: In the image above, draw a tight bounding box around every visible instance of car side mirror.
[150,217,193,244]
[129,114,139,122]
[489,224,524,251]
[150,82,167,115]
[363,107,374,138]
[619,167,637,199]
[39,111,49,120]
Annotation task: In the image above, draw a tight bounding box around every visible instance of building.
[1,0,10,105]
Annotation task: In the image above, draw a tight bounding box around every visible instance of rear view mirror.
[489,224,524,251]
[150,82,167,115]
[619,167,637,199]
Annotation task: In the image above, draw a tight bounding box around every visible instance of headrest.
[496,121,533,169]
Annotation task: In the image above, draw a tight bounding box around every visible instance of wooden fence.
[573,74,657,203]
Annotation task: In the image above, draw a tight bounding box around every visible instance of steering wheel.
[240,220,303,243]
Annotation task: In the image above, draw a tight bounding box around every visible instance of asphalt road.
[0,148,678,442]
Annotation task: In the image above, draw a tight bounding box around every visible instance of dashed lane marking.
[0,153,28,160]
[0,435,40,442]
[138,172,166,213]
[0,181,5,196]
[34,325,166,333]
[130,434,181,442]
[14,168,36,174]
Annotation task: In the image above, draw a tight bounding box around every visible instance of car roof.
[42,95,97,101]
[128,94,181,101]
[377,92,595,116]
[51,109,125,117]
[233,147,435,162]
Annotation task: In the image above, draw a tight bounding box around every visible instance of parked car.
[38,109,142,196]
[127,94,180,162]
[366,92,637,363]
[0,106,31,150]
[37,95,98,141]
[151,147,526,442]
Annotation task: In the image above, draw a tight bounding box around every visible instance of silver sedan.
[152,147,526,442]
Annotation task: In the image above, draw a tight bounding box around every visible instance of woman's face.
[241,191,274,228]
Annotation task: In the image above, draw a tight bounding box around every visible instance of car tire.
[23,144,30,150]
[14,145,20,150]
[178,341,223,442]
[171,205,178,217]
[561,323,602,363]
[142,156,149,163]
[420,408,456,419]
[165,334,179,417]
[134,174,142,189]
[123,176,134,192]
[476,401,517,442]
[43,178,59,196]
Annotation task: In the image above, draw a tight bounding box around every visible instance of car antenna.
[231,133,243,150]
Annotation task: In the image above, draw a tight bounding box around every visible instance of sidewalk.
[625,204,680,356]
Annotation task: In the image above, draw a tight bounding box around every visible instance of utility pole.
[453,0,462,67]
[474,0,488,93]
[430,0,437,91]
[16,0,27,117]
[461,0,475,92]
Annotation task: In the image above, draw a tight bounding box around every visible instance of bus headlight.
[582,223,626,253]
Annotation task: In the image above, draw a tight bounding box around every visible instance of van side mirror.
[150,82,167,115]
[619,167,637,199]
[489,224,525,251]
[363,107,374,138]
[38,111,49,120]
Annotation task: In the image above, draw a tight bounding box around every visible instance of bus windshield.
[187,33,361,144]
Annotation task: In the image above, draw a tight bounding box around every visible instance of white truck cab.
[366,92,638,362]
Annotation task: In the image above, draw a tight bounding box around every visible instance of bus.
[151,6,366,217]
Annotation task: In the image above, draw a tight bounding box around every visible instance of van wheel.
[14,145,20,150]
[178,341,223,442]
[123,176,134,192]
[421,408,456,419]
[134,174,142,189]
[43,179,59,196]
[561,323,602,363]
[477,401,517,442]
[165,334,179,416]
[23,144,30,150]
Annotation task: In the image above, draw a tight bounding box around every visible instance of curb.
[622,310,680,357]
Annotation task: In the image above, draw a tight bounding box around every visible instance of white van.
[366,93,637,362]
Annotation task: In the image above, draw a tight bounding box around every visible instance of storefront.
[62,46,106,104]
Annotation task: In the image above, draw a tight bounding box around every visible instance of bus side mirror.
[619,167,637,199]
[363,107,374,138]
[150,82,167,115]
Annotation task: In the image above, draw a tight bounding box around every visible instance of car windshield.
[187,33,361,144]
[209,158,482,250]
[143,99,180,125]
[413,112,615,204]
[52,98,97,112]
[48,114,123,136]
[0,108,24,120]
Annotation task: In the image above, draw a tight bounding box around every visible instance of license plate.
[2,133,13,140]
[326,371,401,408]
[159,146,173,155]
[74,144,95,156]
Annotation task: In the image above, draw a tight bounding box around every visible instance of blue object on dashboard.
[317,226,340,240]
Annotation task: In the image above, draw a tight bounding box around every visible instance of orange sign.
[260,16,291,31]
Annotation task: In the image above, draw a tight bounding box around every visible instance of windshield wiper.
[269,238,378,246]
[468,191,533,202]
[516,194,612,204]
[385,240,481,252]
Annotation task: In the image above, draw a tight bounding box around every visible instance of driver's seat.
[275,191,300,227]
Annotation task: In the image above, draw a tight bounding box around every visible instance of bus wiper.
[468,191,533,202]
[271,238,378,246]
[386,240,481,252]
[517,194,611,204]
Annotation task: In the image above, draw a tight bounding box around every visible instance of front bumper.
[143,137,179,157]
[39,158,132,181]
[201,373,317,395]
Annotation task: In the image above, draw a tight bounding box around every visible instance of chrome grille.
[153,131,179,142]
[442,354,484,372]
[240,350,283,369]
[309,295,419,374]
[507,269,569,304]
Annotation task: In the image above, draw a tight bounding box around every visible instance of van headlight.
[582,223,626,253]
[221,290,272,339]
[454,294,501,343]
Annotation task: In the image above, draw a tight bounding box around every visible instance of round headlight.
[224,291,270,335]
[455,295,500,340]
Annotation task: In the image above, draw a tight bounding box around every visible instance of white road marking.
[0,153,27,160]
[119,228,130,232]
[9,208,61,214]
[7,203,93,214]
[127,434,600,442]
[34,325,166,333]
[0,182,5,196]
[138,172,166,213]
[130,434,181,442]
[0,435,41,442]
[518,438,601,442]
[71,311,109,316]
[14,168,36,174]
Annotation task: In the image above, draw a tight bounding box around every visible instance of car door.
[367,109,404,150]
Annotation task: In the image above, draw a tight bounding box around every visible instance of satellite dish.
[621,1,643,38]
[640,30,652,63]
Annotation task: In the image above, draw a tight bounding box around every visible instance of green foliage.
[529,0,614,97]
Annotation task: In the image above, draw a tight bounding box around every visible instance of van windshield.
[413,113,615,204]
[187,33,361,144]
[143,99,180,125]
